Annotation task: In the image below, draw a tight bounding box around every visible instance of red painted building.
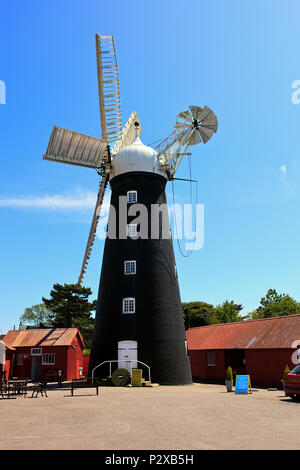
[83,354,90,378]
[0,339,15,382]
[186,315,300,387]
[2,328,85,381]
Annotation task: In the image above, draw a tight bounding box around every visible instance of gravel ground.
[1,382,299,450]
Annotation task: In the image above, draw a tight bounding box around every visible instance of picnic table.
[0,380,28,398]
[8,380,28,397]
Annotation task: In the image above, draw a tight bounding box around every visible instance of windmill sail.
[111,111,141,155]
[95,34,122,145]
[43,126,108,169]
[77,172,109,287]
[73,35,127,286]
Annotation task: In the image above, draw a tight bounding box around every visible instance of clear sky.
[0,0,300,333]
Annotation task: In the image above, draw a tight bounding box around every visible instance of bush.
[226,366,233,381]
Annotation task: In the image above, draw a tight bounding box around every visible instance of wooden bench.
[71,378,99,396]
[43,372,63,387]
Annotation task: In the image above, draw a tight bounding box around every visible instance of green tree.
[244,309,259,320]
[20,303,52,327]
[248,289,300,319]
[42,283,96,348]
[214,300,243,324]
[182,301,217,329]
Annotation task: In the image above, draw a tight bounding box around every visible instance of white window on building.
[42,353,55,365]
[127,224,137,238]
[17,354,23,366]
[124,260,136,275]
[127,190,137,204]
[123,297,135,314]
[31,348,42,356]
[207,352,216,367]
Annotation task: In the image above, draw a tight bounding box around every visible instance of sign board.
[131,369,142,387]
[235,375,252,394]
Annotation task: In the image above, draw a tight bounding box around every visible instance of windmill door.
[118,341,137,372]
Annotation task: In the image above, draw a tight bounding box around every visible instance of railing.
[91,359,151,383]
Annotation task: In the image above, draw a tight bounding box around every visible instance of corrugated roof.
[0,339,15,351]
[3,328,84,349]
[186,314,300,350]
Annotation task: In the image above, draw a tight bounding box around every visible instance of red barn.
[2,328,85,381]
[186,315,300,387]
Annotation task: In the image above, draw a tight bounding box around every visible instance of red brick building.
[186,315,300,387]
[2,328,85,381]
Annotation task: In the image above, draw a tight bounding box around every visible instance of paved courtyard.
[1,382,299,450]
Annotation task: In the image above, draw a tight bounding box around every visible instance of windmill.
[43,34,218,385]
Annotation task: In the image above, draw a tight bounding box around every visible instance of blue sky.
[0,0,300,332]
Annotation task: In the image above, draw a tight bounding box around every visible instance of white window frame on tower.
[124,260,136,275]
[122,297,135,314]
[127,224,137,238]
[127,190,137,204]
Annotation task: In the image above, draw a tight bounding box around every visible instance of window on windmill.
[124,260,136,275]
[127,224,137,238]
[127,190,137,204]
[207,352,216,367]
[42,353,55,365]
[123,297,135,314]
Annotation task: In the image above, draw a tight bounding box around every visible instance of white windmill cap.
[110,128,167,180]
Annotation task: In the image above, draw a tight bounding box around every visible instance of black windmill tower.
[43,35,218,385]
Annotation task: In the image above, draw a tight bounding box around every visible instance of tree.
[248,289,300,319]
[182,301,217,329]
[214,300,243,324]
[20,303,52,327]
[42,283,96,348]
